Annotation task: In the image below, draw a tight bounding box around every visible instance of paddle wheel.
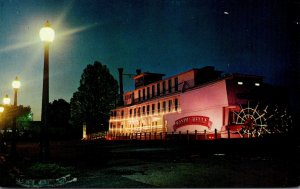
[227,102,292,138]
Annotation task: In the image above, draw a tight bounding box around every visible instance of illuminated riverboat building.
[108,66,289,139]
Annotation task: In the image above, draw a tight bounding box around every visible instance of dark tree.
[48,99,71,128]
[70,61,118,134]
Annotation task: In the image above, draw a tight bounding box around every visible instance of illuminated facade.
[108,66,265,139]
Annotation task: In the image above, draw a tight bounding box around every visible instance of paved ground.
[3,138,300,188]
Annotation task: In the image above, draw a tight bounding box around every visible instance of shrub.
[23,163,73,179]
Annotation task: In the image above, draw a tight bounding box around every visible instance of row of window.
[110,121,159,129]
[123,77,179,104]
[137,77,179,101]
[111,98,179,118]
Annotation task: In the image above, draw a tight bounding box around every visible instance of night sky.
[0,0,299,120]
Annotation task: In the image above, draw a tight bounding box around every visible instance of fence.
[104,129,252,141]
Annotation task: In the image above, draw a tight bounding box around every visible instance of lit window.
[255,83,260,86]
[237,81,243,85]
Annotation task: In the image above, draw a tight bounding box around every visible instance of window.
[138,90,141,102]
[138,107,141,117]
[174,77,178,91]
[175,98,178,111]
[168,79,172,93]
[143,88,146,100]
[152,85,155,98]
[157,102,160,113]
[142,106,145,115]
[163,101,166,112]
[163,81,166,94]
[134,108,136,117]
[121,110,124,118]
[229,110,238,125]
[168,100,172,112]
[129,109,132,117]
[157,83,160,96]
[152,104,155,114]
[147,87,150,99]
[147,105,150,115]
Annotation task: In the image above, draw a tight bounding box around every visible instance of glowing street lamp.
[12,77,21,88]
[39,21,55,162]
[3,95,11,105]
[39,21,55,43]
[12,77,21,106]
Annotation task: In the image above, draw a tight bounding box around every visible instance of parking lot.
[4,138,300,187]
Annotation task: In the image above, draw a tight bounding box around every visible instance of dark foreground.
[1,137,299,188]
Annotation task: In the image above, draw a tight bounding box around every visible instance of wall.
[164,80,229,133]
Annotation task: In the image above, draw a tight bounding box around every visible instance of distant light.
[214,153,225,156]
[237,81,243,85]
[224,11,229,15]
[255,83,260,86]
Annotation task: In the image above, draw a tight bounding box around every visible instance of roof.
[132,72,165,80]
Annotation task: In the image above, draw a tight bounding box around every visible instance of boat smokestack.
[118,68,124,106]
[136,69,141,75]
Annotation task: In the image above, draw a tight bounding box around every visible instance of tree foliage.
[0,105,31,130]
[48,99,71,128]
[70,61,118,133]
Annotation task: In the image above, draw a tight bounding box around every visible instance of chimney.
[118,68,124,106]
[136,69,141,75]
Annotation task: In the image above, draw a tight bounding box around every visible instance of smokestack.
[136,69,141,75]
[118,68,124,106]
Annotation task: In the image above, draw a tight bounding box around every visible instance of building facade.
[108,66,265,139]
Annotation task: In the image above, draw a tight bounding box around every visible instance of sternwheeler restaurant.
[107,66,283,140]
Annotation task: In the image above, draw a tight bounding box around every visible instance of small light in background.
[255,83,260,86]
[224,11,229,15]
[237,81,243,85]
[3,95,11,105]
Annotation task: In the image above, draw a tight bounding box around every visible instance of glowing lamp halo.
[12,77,21,89]
[39,22,55,42]
[3,95,11,105]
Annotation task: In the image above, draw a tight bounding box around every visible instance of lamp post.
[3,95,10,153]
[0,106,4,128]
[11,76,20,158]
[39,21,55,162]
[0,106,4,141]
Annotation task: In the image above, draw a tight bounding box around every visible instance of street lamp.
[39,21,55,162]
[11,76,21,158]
[12,77,21,106]
[0,106,4,139]
[3,95,11,105]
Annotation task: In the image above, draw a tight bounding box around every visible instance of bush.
[23,163,74,179]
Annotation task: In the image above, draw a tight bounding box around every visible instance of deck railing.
[104,129,249,141]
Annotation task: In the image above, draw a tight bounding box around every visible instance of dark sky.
[0,0,299,120]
